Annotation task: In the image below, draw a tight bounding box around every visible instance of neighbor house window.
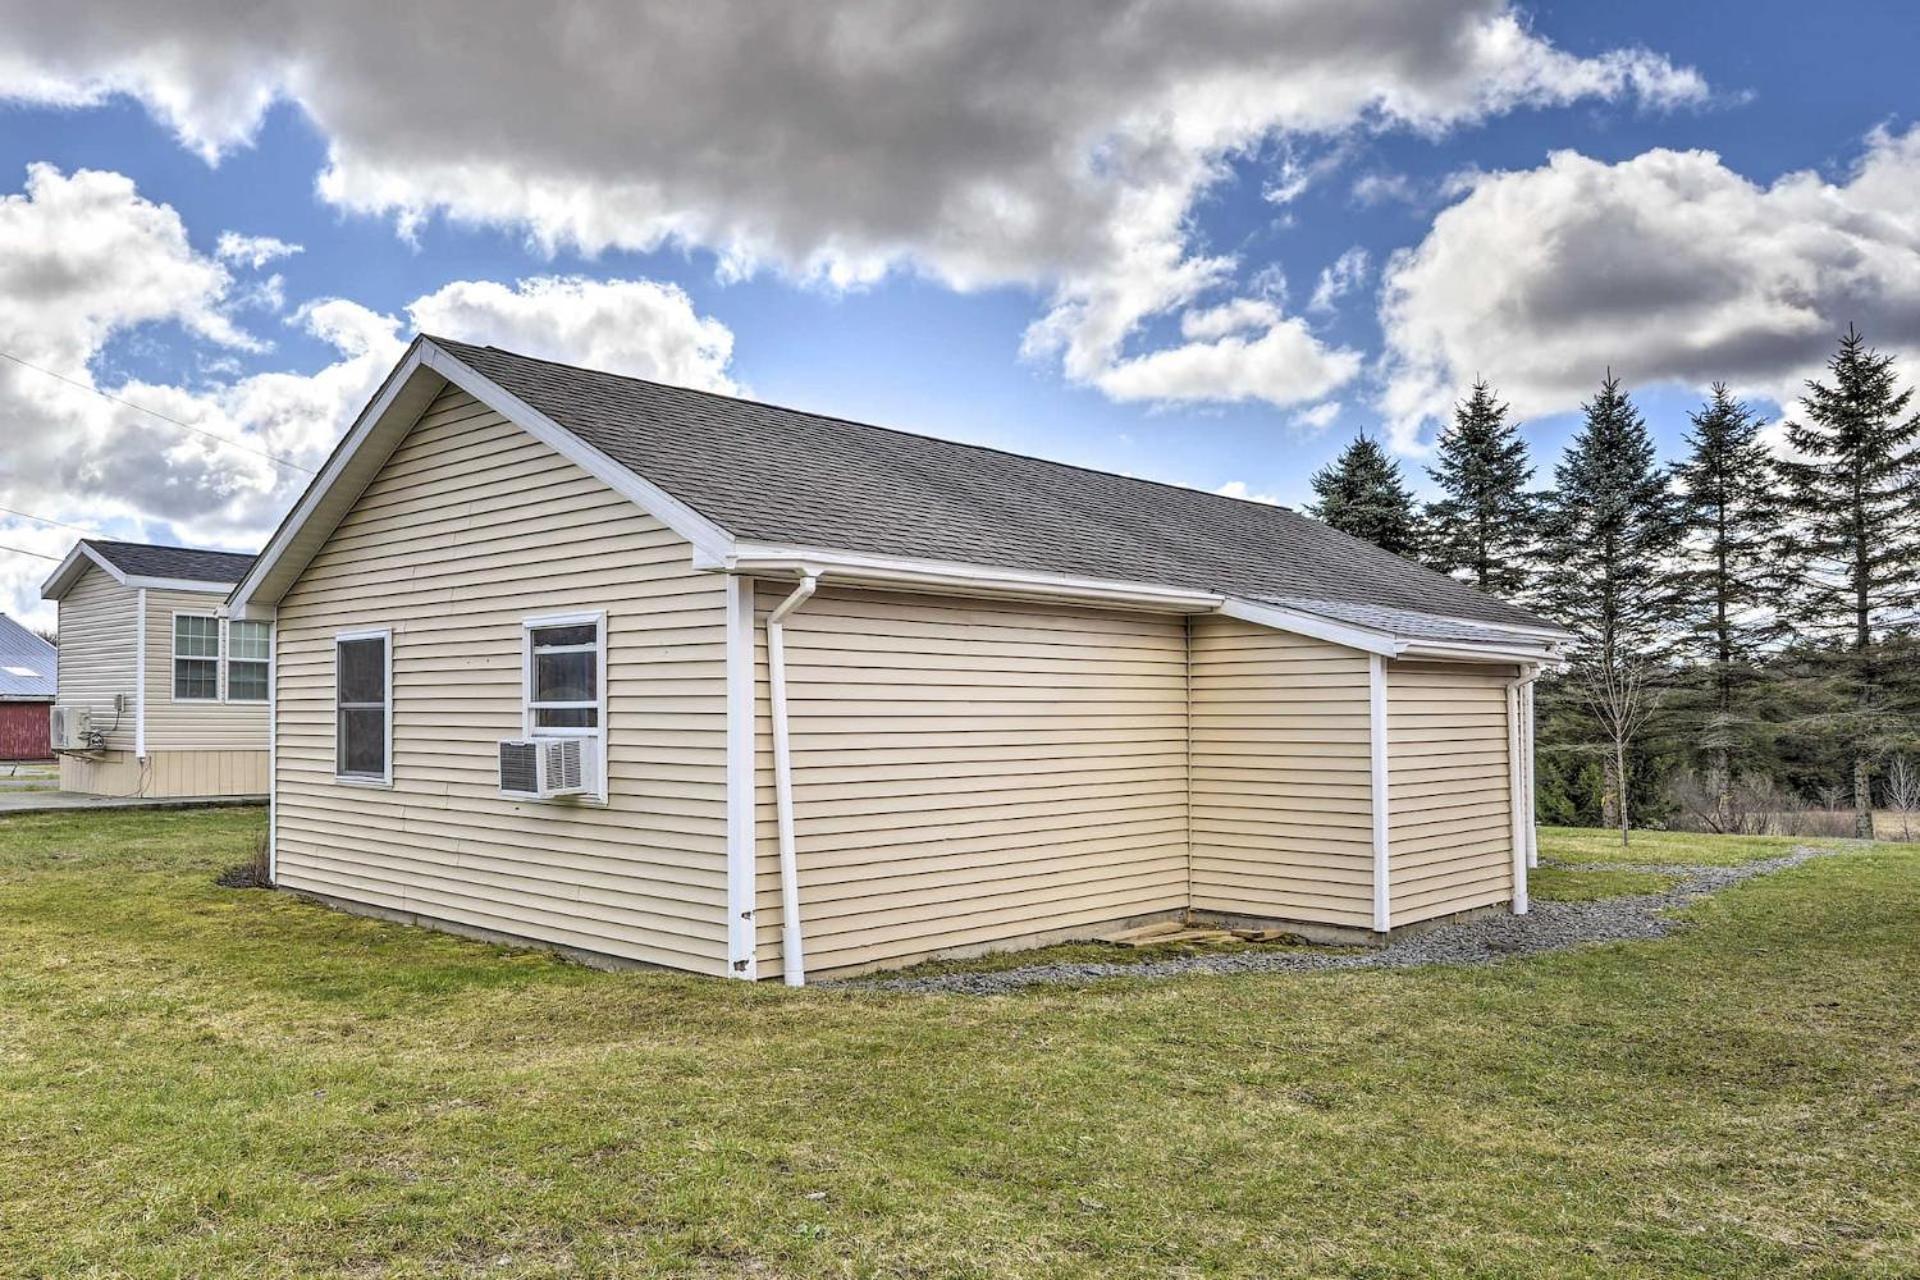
[227,620,271,703]
[173,614,220,701]
[335,629,391,784]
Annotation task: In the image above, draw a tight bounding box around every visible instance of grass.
[1539,825,1823,867]
[1,810,1916,1278]
[1530,866,1682,901]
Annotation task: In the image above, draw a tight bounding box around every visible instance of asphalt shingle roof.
[85,540,255,585]
[432,337,1556,631]
[0,615,55,700]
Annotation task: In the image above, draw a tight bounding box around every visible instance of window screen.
[336,633,389,781]
[227,620,270,703]
[528,620,601,731]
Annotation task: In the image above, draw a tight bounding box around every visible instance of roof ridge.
[425,334,1309,519]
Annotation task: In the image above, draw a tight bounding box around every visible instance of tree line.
[1307,327,1920,842]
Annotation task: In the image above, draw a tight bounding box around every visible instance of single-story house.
[41,539,267,798]
[0,614,57,760]
[226,335,1567,983]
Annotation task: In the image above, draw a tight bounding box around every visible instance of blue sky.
[1,1,1917,623]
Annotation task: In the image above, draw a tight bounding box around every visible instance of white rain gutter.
[1505,664,1544,914]
[133,587,148,760]
[767,570,822,987]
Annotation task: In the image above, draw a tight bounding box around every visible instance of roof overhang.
[41,542,236,601]
[1221,597,1562,665]
[226,337,739,620]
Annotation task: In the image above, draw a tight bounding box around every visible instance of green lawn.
[1529,865,1682,901]
[1537,825,1821,867]
[1,811,1915,1278]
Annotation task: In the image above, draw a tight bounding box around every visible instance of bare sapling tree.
[1578,652,1666,847]
[1887,755,1920,841]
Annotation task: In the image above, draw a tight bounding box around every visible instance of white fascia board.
[1396,641,1562,666]
[40,543,125,600]
[419,342,735,564]
[123,576,240,595]
[1409,611,1574,642]
[725,543,1224,612]
[227,341,444,616]
[1219,597,1400,655]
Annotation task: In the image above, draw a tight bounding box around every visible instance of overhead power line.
[0,505,98,536]
[0,347,317,474]
[0,543,60,562]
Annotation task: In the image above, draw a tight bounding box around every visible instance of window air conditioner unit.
[50,705,92,751]
[498,737,596,799]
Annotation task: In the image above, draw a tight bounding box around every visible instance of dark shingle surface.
[433,338,1556,630]
[85,540,255,585]
[0,615,55,699]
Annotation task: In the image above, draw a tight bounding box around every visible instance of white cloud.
[1292,401,1343,432]
[0,166,739,628]
[1093,316,1362,408]
[215,231,302,268]
[1378,126,1920,450]
[1308,247,1372,313]
[1214,480,1281,506]
[408,276,737,394]
[0,1,1702,411]
[1180,298,1282,342]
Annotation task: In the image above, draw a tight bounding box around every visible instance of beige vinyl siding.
[143,587,269,750]
[1188,616,1377,930]
[1386,660,1516,922]
[58,748,266,797]
[753,584,1190,975]
[54,564,137,751]
[272,385,732,975]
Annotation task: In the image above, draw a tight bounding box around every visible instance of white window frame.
[225,618,272,704]
[521,610,608,802]
[334,627,393,788]
[171,610,222,703]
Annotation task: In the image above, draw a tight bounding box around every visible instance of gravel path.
[846,845,1839,996]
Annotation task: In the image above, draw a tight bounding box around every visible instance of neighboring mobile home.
[41,540,267,798]
[227,336,1567,982]
[0,614,56,760]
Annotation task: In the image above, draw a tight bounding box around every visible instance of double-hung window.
[524,612,606,796]
[335,629,392,784]
[173,615,220,701]
[227,620,271,702]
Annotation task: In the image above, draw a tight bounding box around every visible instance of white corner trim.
[1369,652,1390,933]
[1224,597,1401,656]
[133,587,147,759]
[267,619,278,885]
[420,343,735,564]
[724,576,758,980]
[1506,664,1543,915]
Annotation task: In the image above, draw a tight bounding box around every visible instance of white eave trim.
[41,541,241,602]
[723,543,1226,612]
[1220,597,1401,655]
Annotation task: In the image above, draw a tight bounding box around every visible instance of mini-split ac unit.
[49,705,92,751]
[498,737,596,799]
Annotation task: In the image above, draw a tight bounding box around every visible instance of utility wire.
[0,347,316,474]
[0,543,60,562]
[0,505,98,536]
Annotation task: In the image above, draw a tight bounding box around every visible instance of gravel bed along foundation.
[846,845,1841,996]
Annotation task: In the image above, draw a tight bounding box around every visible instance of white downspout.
[1524,680,1539,870]
[1368,652,1390,934]
[767,571,821,987]
[1505,665,1542,914]
[133,587,148,760]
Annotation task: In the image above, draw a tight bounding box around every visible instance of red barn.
[0,614,55,761]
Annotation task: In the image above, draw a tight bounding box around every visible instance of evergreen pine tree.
[1537,373,1681,843]
[1306,433,1422,558]
[1781,326,1920,838]
[1424,378,1536,596]
[1671,383,1791,810]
